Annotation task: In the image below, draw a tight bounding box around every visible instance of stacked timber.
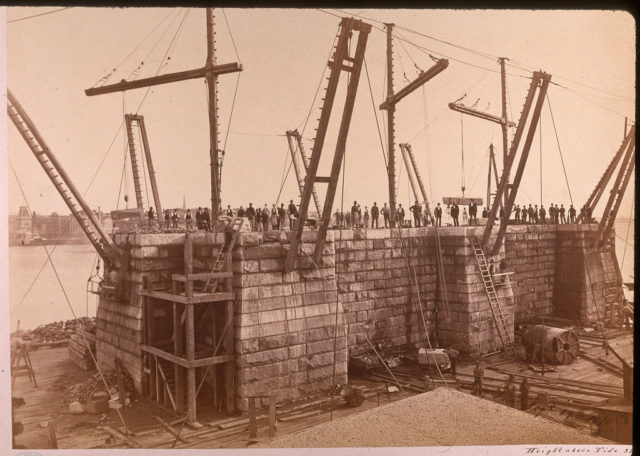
[68,324,97,371]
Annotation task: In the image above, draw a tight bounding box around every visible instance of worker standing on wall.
[185,209,193,230]
[472,361,484,397]
[469,201,477,225]
[410,201,422,227]
[397,204,405,226]
[382,203,390,228]
[434,203,443,227]
[288,200,298,230]
[371,203,379,228]
[520,377,530,410]
[451,203,459,227]
[147,206,155,229]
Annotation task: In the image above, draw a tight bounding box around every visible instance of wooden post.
[385,23,397,227]
[268,396,276,437]
[173,283,184,413]
[184,234,197,423]
[248,397,257,438]
[224,252,235,414]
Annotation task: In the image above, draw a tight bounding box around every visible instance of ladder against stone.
[472,243,514,356]
[202,217,243,293]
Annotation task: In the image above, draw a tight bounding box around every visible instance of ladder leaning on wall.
[472,243,514,356]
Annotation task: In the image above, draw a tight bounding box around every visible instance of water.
[8,222,634,331]
[9,243,100,332]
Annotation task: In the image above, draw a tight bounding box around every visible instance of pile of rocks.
[66,365,137,405]
[19,317,96,345]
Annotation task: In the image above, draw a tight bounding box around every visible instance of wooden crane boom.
[7,89,118,264]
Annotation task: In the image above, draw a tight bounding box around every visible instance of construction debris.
[65,366,137,405]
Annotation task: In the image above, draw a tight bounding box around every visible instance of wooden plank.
[278,409,321,422]
[151,415,191,444]
[268,396,276,437]
[139,289,234,304]
[172,272,233,282]
[102,426,141,448]
[184,234,197,424]
[173,301,184,414]
[248,397,257,438]
[141,345,233,368]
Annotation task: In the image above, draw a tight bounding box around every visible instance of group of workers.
[472,362,531,410]
[144,197,594,233]
[512,203,581,224]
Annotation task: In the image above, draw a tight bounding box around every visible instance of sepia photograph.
[1,6,634,453]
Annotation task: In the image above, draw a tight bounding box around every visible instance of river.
[8,222,634,331]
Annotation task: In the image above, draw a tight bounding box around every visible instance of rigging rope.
[363,57,388,169]
[545,92,574,206]
[460,114,466,195]
[92,9,178,88]
[7,7,72,24]
[221,9,241,62]
[9,159,130,431]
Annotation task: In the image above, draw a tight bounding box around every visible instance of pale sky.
[3,8,636,218]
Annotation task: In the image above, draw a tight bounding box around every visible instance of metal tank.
[521,325,580,364]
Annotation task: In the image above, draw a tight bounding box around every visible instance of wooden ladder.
[472,243,513,356]
[203,217,243,293]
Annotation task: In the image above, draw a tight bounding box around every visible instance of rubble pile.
[66,366,137,405]
[19,317,96,345]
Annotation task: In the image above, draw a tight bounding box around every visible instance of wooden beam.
[152,415,191,444]
[142,344,233,368]
[380,58,449,109]
[85,63,242,96]
[448,102,516,127]
[184,234,197,424]
[139,289,234,304]
[172,272,233,282]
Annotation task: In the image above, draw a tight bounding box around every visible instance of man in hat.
[288,200,298,230]
[410,201,422,227]
[473,361,484,397]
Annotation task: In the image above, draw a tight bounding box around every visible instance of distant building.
[8,206,113,245]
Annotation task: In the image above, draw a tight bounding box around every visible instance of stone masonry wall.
[334,228,438,356]
[504,225,557,322]
[554,224,620,324]
[96,222,620,405]
[232,230,347,411]
[97,232,189,391]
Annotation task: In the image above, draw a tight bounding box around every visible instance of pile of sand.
[258,387,607,447]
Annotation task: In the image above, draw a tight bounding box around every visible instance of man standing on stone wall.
[434,203,442,227]
[469,201,477,225]
[514,205,521,223]
[246,203,256,231]
[397,204,405,226]
[560,204,566,224]
[371,202,379,228]
[410,201,422,227]
[539,205,546,223]
[288,200,298,230]
[382,203,390,228]
[278,203,286,230]
[451,203,459,227]
[569,205,576,223]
